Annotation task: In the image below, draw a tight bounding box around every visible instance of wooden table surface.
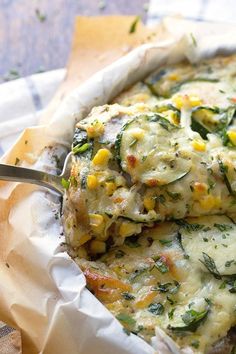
[0,0,148,82]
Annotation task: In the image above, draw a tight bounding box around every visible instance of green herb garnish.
[72,143,91,155]
[116,313,136,327]
[176,219,204,233]
[154,256,169,274]
[190,33,197,47]
[199,252,221,279]
[122,292,135,300]
[191,340,200,349]
[129,16,140,34]
[35,8,47,22]
[159,239,173,246]
[148,302,164,315]
[167,191,182,201]
[214,223,233,232]
[115,250,125,258]
[61,178,70,190]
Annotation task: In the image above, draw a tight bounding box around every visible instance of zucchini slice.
[180,216,236,276]
[191,106,235,140]
[116,114,192,186]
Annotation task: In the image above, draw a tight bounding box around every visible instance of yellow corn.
[199,195,221,210]
[169,111,180,125]
[87,121,104,138]
[191,139,206,152]
[227,130,236,145]
[131,128,145,140]
[90,240,106,254]
[77,246,88,259]
[87,175,98,189]
[105,182,116,196]
[173,94,202,109]
[188,95,202,107]
[172,95,184,109]
[92,148,112,166]
[168,73,180,81]
[89,214,104,234]
[119,221,141,238]
[78,233,92,246]
[143,196,155,211]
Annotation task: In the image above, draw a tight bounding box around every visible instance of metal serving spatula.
[0,152,72,195]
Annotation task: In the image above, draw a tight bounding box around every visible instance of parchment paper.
[1,16,236,354]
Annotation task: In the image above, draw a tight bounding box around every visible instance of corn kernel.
[131,128,145,140]
[119,222,141,238]
[90,240,106,254]
[78,233,92,246]
[89,214,104,234]
[143,196,155,211]
[87,175,98,189]
[87,121,104,138]
[191,139,206,152]
[188,95,202,107]
[168,73,180,81]
[77,246,88,259]
[92,149,112,166]
[227,130,236,145]
[172,95,184,109]
[105,182,116,196]
[199,195,221,210]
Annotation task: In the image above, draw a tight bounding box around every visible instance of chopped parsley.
[154,194,166,205]
[122,292,135,301]
[181,308,209,330]
[115,249,125,258]
[214,223,233,232]
[166,191,182,201]
[159,239,173,246]
[225,260,235,267]
[168,308,175,320]
[116,313,136,327]
[14,157,20,166]
[4,69,20,82]
[190,33,197,47]
[191,339,200,349]
[35,8,47,22]
[148,302,164,315]
[154,256,169,273]
[129,16,140,34]
[199,252,222,279]
[124,235,141,248]
[176,219,204,233]
[72,142,91,155]
[129,266,149,282]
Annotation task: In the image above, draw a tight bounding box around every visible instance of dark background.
[0,0,148,82]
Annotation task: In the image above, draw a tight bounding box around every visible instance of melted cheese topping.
[63,54,236,353]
